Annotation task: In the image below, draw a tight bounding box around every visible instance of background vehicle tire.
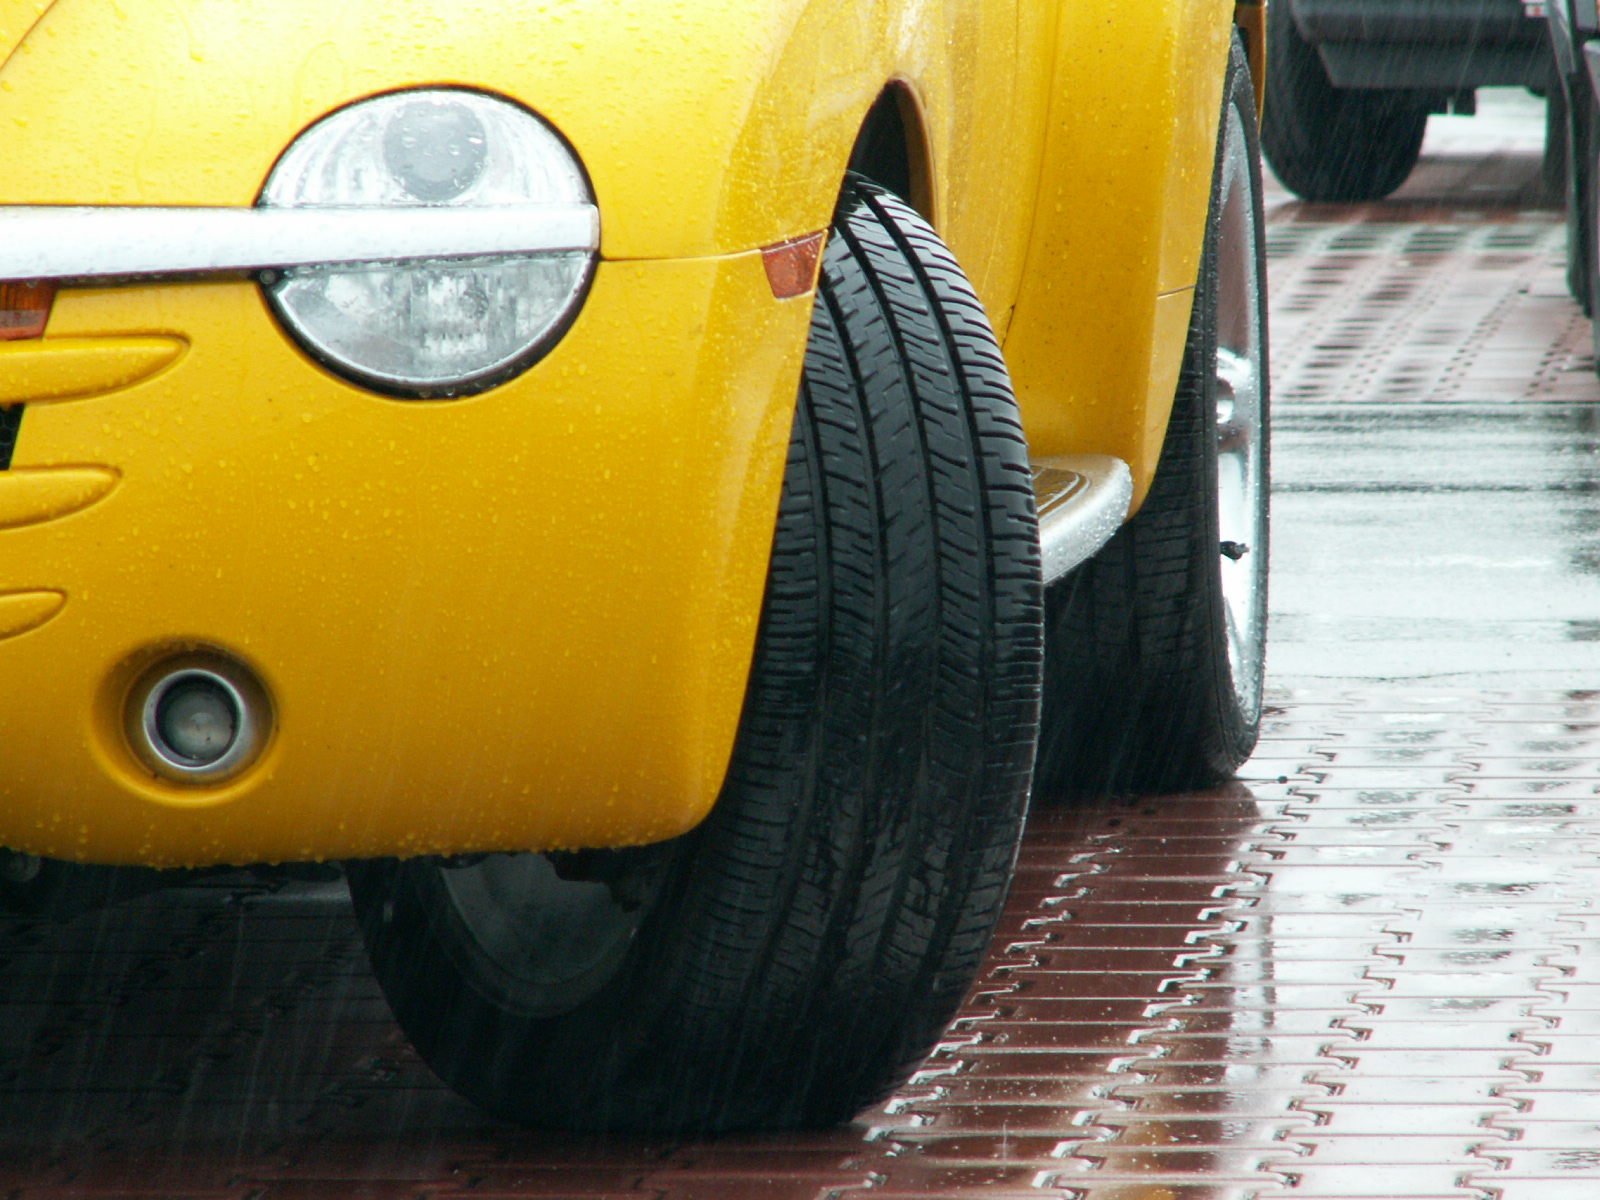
[1580,88,1600,356]
[1563,79,1593,313]
[1260,0,1428,201]
[1545,81,1570,212]
[346,176,1043,1134]
[1033,36,1269,798]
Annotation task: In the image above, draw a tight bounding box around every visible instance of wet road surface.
[5,91,1600,1199]
[1267,88,1600,687]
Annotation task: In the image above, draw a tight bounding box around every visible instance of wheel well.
[847,83,934,225]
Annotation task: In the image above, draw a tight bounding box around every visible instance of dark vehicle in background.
[1548,0,1600,351]
[1264,0,1555,199]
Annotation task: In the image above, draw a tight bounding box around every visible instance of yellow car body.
[0,0,1244,867]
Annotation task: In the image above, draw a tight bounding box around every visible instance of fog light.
[126,654,271,784]
[155,676,238,764]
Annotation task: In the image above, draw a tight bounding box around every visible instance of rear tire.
[1034,37,1269,798]
[1260,0,1428,201]
[347,176,1043,1134]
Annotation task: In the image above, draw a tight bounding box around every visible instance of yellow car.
[0,0,1269,1132]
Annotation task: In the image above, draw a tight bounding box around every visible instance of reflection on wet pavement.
[7,90,1600,1199]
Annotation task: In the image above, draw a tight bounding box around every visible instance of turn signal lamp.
[0,281,54,340]
[762,233,824,299]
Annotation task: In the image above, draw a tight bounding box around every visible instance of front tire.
[1260,0,1428,201]
[1035,36,1270,798]
[347,177,1043,1134]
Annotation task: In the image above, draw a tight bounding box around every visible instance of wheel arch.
[846,82,937,228]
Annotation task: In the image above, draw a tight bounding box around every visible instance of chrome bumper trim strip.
[0,205,600,282]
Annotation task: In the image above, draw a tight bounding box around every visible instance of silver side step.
[1032,455,1134,585]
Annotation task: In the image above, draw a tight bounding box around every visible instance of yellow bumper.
[0,251,809,867]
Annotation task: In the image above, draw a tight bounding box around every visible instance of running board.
[1032,455,1134,585]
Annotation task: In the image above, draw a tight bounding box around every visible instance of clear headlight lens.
[260,90,594,397]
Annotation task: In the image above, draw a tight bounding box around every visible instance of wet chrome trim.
[1213,99,1267,723]
[0,205,600,283]
[1033,454,1134,585]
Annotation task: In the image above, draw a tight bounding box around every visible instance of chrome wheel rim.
[1213,102,1267,721]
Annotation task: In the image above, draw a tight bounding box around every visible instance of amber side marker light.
[0,281,55,340]
[762,232,825,300]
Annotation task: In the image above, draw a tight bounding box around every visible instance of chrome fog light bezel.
[125,653,273,785]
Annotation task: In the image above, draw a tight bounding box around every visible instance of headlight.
[260,89,595,398]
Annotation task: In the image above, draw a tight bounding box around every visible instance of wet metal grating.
[1268,218,1592,408]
